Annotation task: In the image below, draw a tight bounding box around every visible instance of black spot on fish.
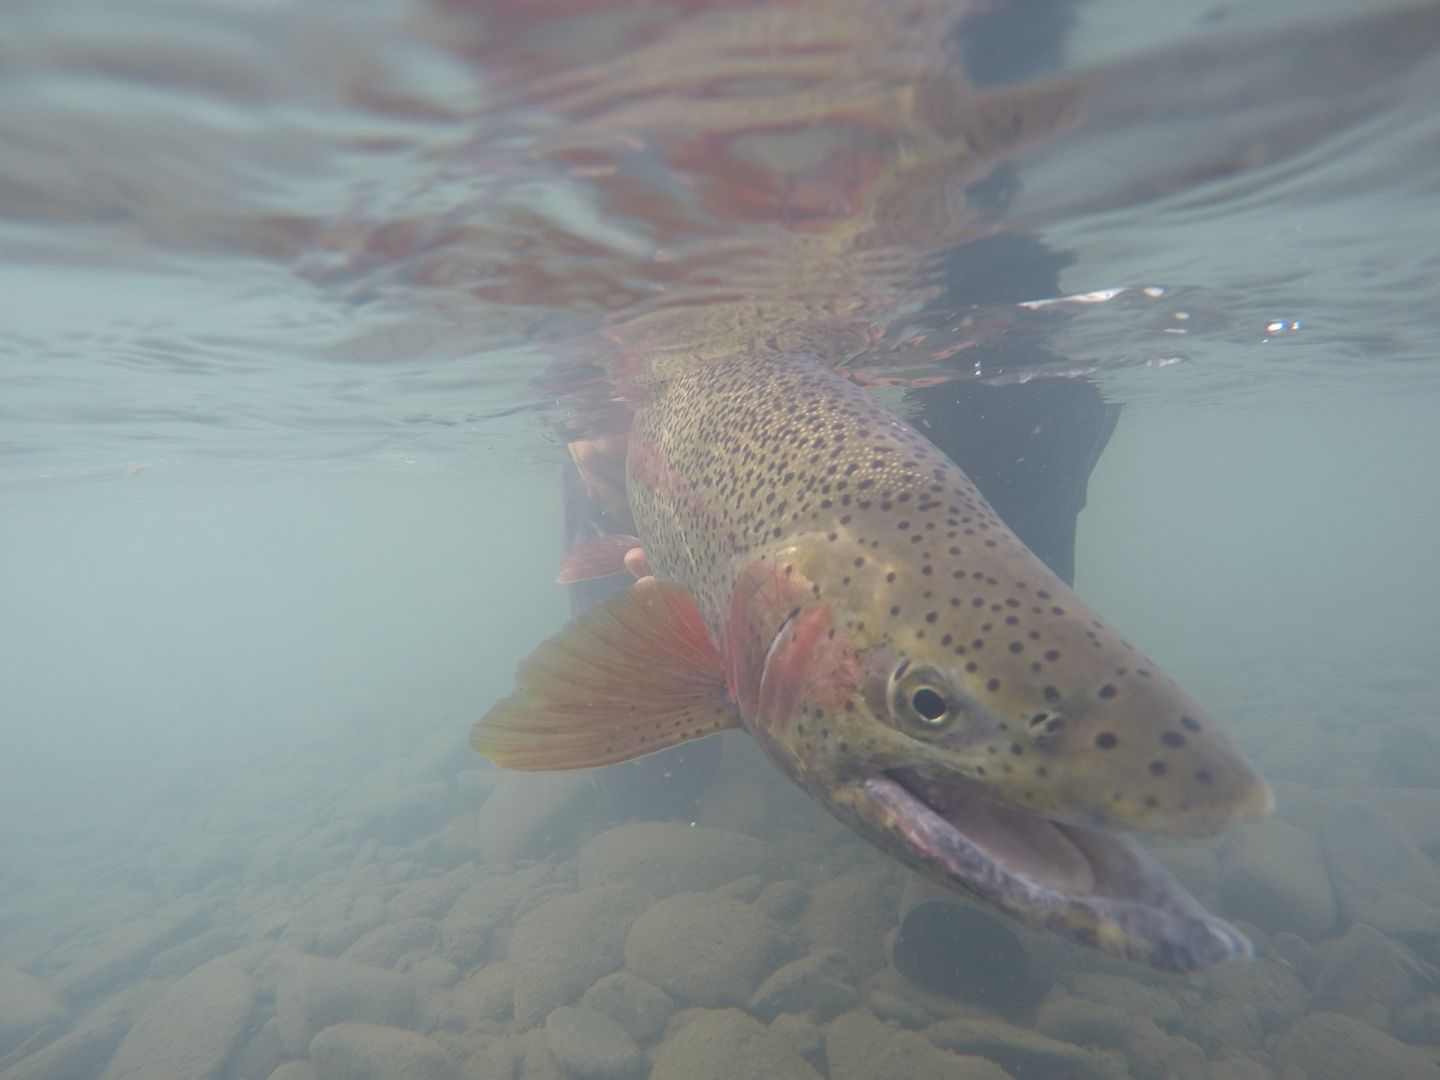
[1095,732,1118,750]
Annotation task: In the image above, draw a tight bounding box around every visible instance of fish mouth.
[861,768,1252,972]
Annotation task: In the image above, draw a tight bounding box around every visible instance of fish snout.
[1041,690,1273,837]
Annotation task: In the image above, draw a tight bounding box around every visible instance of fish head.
[868,594,1275,839]
[730,530,1272,971]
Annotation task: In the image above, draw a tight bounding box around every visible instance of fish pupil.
[911,687,948,722]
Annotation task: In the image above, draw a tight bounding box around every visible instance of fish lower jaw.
[856,769,1252,973]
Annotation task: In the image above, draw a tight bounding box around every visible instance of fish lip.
[862,769,1253,973]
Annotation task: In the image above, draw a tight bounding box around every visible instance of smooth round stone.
[545,1006,643,1080]
[308,1023,461,1080]
[580,972,673,1042]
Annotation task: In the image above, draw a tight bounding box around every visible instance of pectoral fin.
[556,533,643,583]
[473,581,740,770]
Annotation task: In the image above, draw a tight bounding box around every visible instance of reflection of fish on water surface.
[469,0,1274,971]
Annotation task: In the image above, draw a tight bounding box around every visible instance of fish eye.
[911,686,949,723]
[889,662,961,731]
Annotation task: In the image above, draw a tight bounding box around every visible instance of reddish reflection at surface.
[404,1,1087,441]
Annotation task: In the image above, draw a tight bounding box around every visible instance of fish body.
[476,349,1273,971]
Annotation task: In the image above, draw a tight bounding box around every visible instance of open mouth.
[862,768,1251,972]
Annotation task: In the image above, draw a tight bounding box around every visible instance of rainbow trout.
[475,348,1273,972]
